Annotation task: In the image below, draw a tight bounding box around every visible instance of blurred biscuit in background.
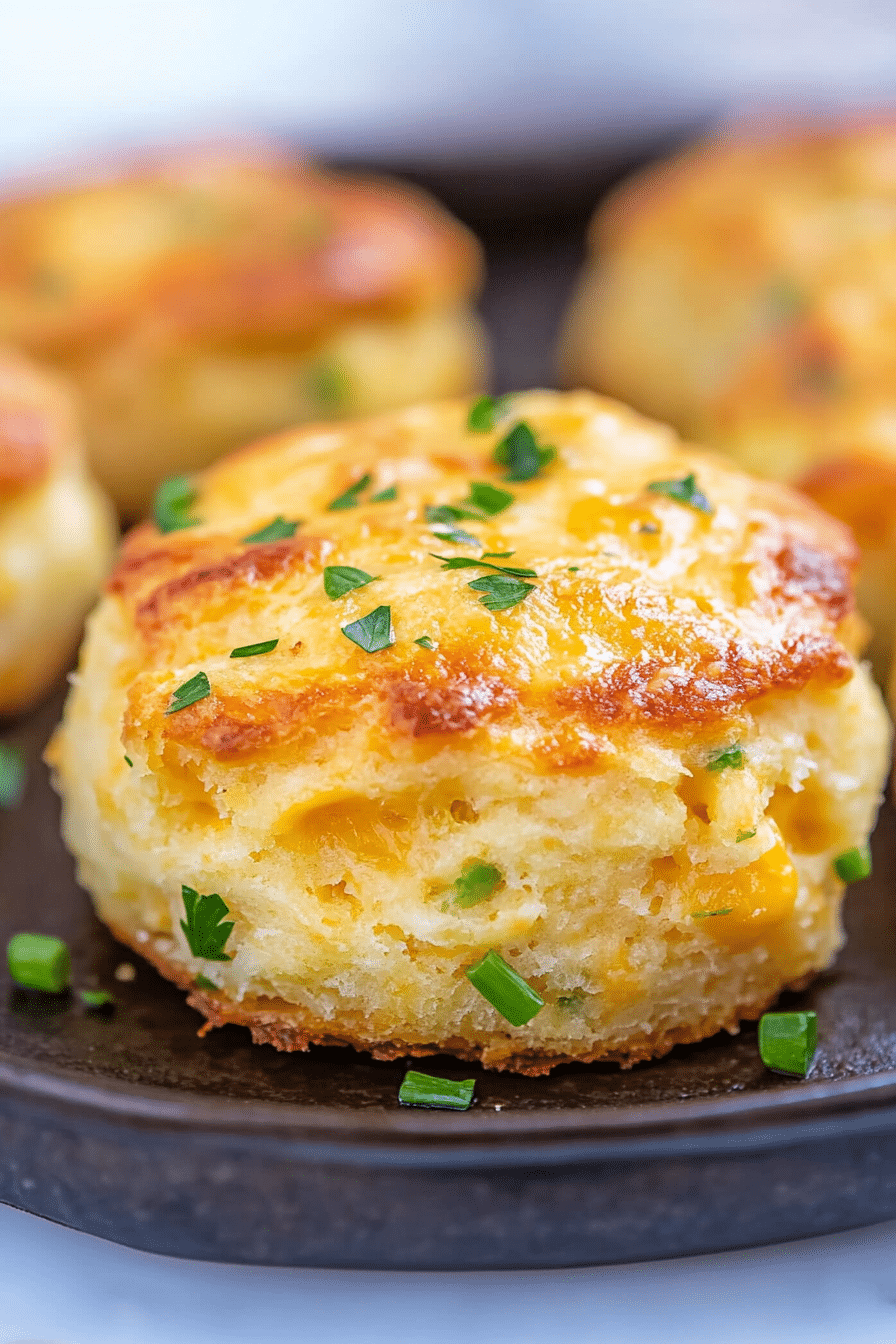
[0,348,116,715]
[0,145,488,518]
[560,120,896,679]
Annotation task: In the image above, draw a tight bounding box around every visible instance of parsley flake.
[482,551,514,559]
[736,828,757,843]
[180,886,234,961]
[79,988,114,1010]
[242,516,300,544]
[308,361,350,410]
[451,861,502,909]
[0,744,26,808]
[493,422,556,481]
[469,574,535,611]
[431,554,537,578]
[154,476,200,533]
[646,473,713,514]
[557,989,586,1014]
[462,482,514,516]
[706,744,745,772]
[415,636,435,649]
[341,605,394,653]
[164,672,211,715]
[425,505,479,547]
[327,473,372,511]
[124,755,133,768]
[568,566,580,573]
[194,973,218,991]
[370,485,398,502]
[323,566,379,599]
[230,639,279,658]
[468,394,511,432]
[692,908,734,920]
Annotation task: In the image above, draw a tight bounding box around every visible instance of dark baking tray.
[1,209,896,1269]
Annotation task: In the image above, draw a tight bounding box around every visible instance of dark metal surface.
[0,216,895,1267]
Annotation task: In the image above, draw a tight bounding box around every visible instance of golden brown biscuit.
[0,146,487,516]
[50,391,890,1072]
[560,120,896,677]
[0,348,116,715]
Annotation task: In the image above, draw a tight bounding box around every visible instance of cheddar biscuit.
[560,122,896,677]
[50,391,890,1071]
[0,349,116,716]
[0,146,487,516]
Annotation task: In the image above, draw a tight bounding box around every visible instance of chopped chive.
[466,949,545,1026]
[462,482,514,516]
[0,744,26,808]
[327,472,372,511]
[759,1010,817,1077]
[706,743,744,772]
[493,422,556,481]
[425,505,479,547]
[370,485,398,502]
[736,828,756,843]
[242,516,300,544]
[415,636,435,649]
[833,846,872,883]
[154,475,200,533]
[467,394,511,432]
[7,932,70,993]
[451,861,502,909]
[124,755,134,768]
[430,554,537,579]
[341,605,394,653]
[79,988,114,1010]
[230,639,279,658]
[469,574,535,612]
[323,566,378,599]
[399,1070,475,1110]
[194,973,217,991]
[164,672,211,715]
[692,908,733,920]
[646,473,713,514]
[180,886,234,961]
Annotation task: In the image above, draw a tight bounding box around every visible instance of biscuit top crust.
[0,348,77,500]
[111,392,859,767]
[0,147,482,355]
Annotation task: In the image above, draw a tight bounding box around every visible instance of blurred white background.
[2,0,896,177]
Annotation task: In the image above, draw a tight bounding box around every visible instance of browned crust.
[387,671,517,736]
[107,919,818,1076]
[0,348,75,497]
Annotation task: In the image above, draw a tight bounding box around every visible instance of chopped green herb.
[327,473,372,511]
[759,1010,817,1077]
[834,846,872,883]
[399,1070,475,1110]
[482,551,514,559]
[646,473,713,515]
[425,505,479,547]
[79,988,114,1010]
[0,744,25,808]
[451,861,502,909]
[466,949,545,1026]
[230,639,279,658]
[467,394,511,432]
[124,755,134,768]
[323,566,378,599]
[154,475,200,533]
[7,932,70,993]
[469,574,536,612]
[341,605,394,653]
[568,566,580,573]
[242,516,300,544]
[180,886,234,961]
[431,554,537,579]
[557,989,586,1014]
[462,482,514,516]
[194,973,217,991]
[706,744,744,772]
[164,672,211,715]
[308,361,350,410]
[736,829,756,843]
[692,908,734,920]
[493,422,556,481]
[370,485,398,502]
[414,636,435,650]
